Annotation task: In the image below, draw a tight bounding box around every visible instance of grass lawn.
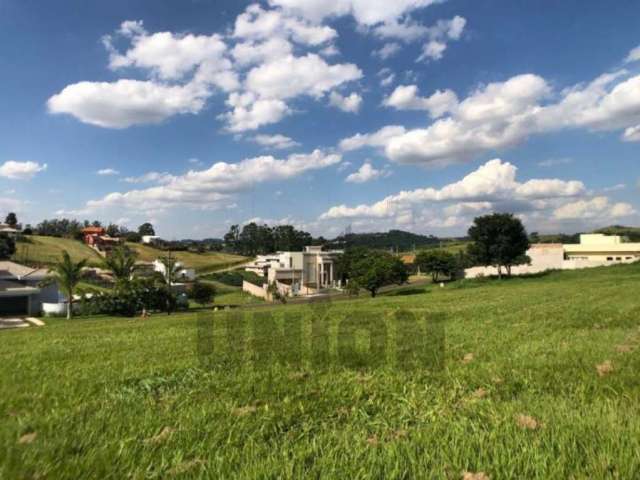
[12,235,103,267]
[126,243,248,273]
[1,263,640,478]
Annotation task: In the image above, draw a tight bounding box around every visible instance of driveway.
[0,317,45,330]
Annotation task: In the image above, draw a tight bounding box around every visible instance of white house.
[0,223,22,238]
[141,235,161,245]
[243,246,343,299]
[464,234,640,279]
[0,261,61,316]
[152,259,196,283]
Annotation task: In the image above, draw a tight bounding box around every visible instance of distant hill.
[10,235,247,273]
[594,225,640,242]
[326,229,445,251]
[126,242,247,273]
[533,225,640,244]
[12,235,103,267]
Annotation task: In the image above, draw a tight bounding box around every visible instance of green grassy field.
[12,235,104,267]
[126,243,248,273]
[1,264,640,478]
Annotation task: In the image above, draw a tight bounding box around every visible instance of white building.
[152,259,196,283]
[141,235,161,245]
[0,261,61,315]
[243,246,343,299]
[464,234,640,279]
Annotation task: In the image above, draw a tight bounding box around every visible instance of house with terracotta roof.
[0,261,61,316]
[81,227,123,257]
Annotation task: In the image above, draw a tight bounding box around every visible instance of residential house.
[0,222,22,239]
[82,227,123,257]
[152,259,196,283]
[243,246,343,299]
[464,234,640,278]
[141,235,161,245]
[0,261,61,316]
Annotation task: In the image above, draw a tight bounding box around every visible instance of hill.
[12,235,103,267]
[2,263,640,477]
[595,225,640,241]
[126,242,247,273]
[327,229,444,251]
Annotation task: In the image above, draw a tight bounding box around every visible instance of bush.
[0,235,16,260]
[80,279,177,317]
[189,281,216,306]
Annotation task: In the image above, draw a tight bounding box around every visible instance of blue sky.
[1,0,639,239]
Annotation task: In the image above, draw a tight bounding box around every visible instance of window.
[606,257,613,261]
[616,257,622,261]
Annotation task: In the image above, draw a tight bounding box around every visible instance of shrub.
[81,279,177,317]
[0,234,16,260]
[189,281,216,307]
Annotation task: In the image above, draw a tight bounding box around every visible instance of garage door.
[0,297,29,316]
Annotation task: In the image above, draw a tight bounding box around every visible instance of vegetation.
[467,213,530,278]
[336,248,408,297]
[4,212,17,227]
[126,242,246,273]
[12,235,102,267]
[188,281,216,307]
[415,249,461,282]
[595,225,640,242]
[1,263,640,477]
[103,246,138,286]
[81,278,177,317]
[328,229,442,251]
[0,234,16,260]
[224,223,316,256]
[43,251,87,319]
[138,222,155,237]
[201,269,265,287]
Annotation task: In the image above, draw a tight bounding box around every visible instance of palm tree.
[104,246,137,286]
[158,252,180,286]
[45,251,87,319]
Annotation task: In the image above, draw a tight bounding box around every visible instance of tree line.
[223,223,320,256]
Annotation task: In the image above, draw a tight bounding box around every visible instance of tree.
[467,213,530,278]
[106,223,120,237]
[138,222,155,236]
[158,254,179,285]
[45,251,87,319]
[338,249,408,297]
[189,281,216,307]
[4,212,17,227]
[104,246,138,286]
[0,235,16,259]
[415,250,460,282]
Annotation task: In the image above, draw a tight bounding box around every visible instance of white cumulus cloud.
[47,79,209,129]
[251,134,300,150]
[97,168,120,176]
[0,161,47,180]
[79,150,341,213]
[329,91,362,113]
[345,162,388,183]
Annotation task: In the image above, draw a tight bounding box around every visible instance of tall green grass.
[1,263,639,478]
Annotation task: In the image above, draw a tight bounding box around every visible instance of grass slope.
[12,235,103,267]
[1,264,640,478]
[127,243,247,273]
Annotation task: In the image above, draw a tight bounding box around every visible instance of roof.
[401,254,416,264]
[0,279,40,295]
[82,227,106,234]
[0,261,50,280]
